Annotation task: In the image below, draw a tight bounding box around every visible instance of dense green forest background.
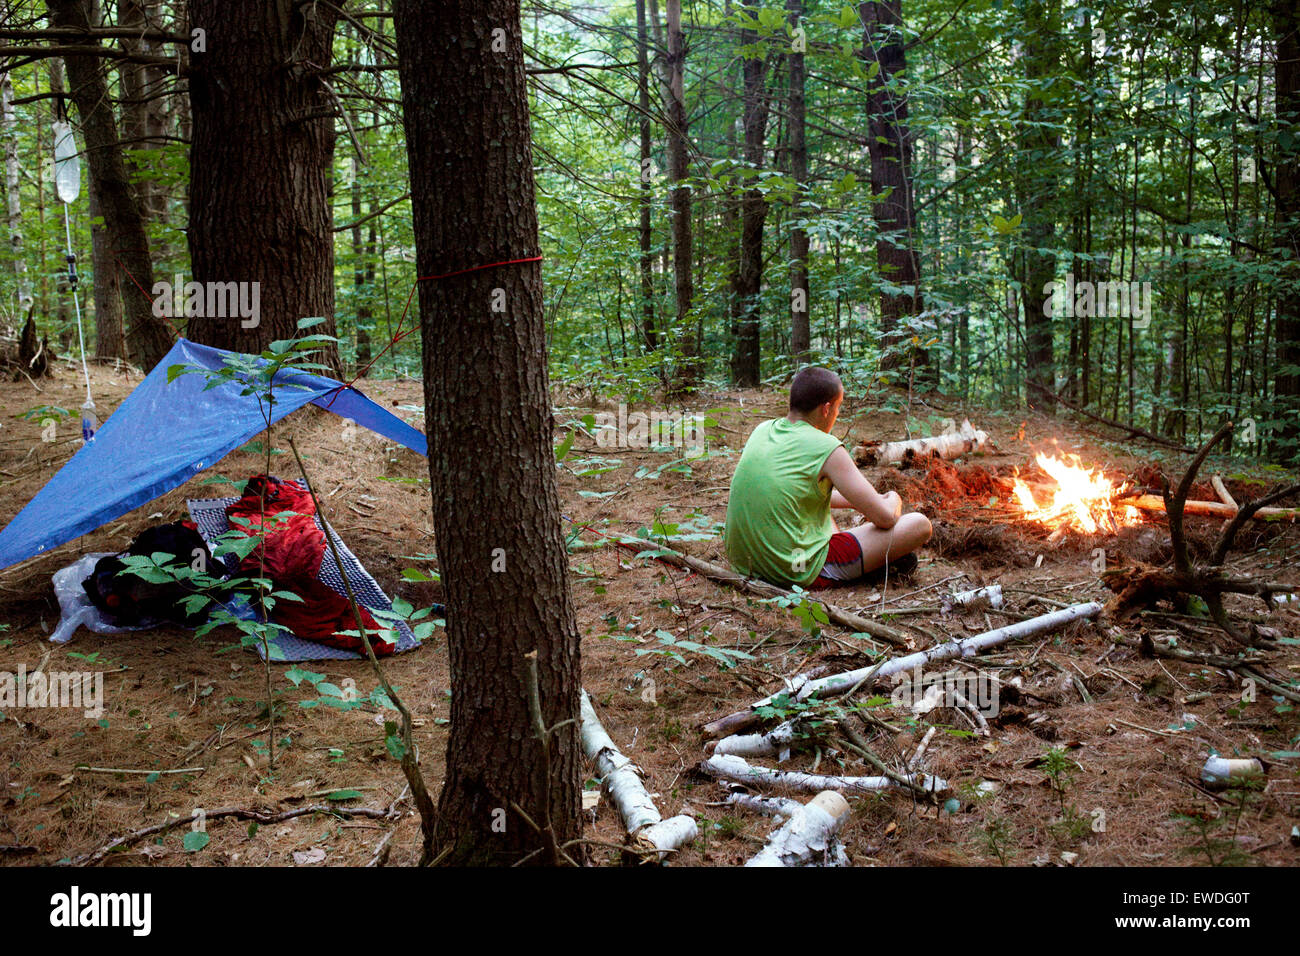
[1,0,1297,455]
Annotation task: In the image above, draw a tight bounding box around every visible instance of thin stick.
[75,766,203,776]
[288,438,438,862]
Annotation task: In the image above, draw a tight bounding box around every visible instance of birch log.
[702,601,1104,738]
[854,419,989,467]
[1200,756,1265,790]
[580,690,697,857]
[745,791,852,867]
[701,753,947,795]
[942,584,1003,613]
[1125,495,1300,521]
[724,792,805,818]
[707,719,800,758]
[1211,476,1237,509]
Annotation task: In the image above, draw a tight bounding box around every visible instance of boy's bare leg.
[849,512,933,573]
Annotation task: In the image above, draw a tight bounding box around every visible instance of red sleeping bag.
[225,475,395,656]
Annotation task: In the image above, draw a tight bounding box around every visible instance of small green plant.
[1039,747,1076,816]
[1173,780,1262,866]
[981,813,1013,865]
[626,629,754,669]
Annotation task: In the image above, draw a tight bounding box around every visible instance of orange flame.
[1011,452,1140,534]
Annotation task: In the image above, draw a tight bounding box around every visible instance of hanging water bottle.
[80,399,98,443]
[52,121,80,205]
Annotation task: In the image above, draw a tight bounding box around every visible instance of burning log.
[853,419,989,467]
[579,690,697,858]
[700,753,947,796]
[744,791,852,868]
[1123,494,1300,521]
[701,601,1104,739]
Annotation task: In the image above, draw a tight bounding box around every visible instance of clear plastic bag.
[52,121,80,204]
[50,553,159,643]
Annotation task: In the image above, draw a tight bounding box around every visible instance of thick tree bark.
[1272,0,1300,458]
[787,0,810,361]
[394,0,584,867]
[731,10,770,387]
[186,0,340,371]
[636,0,658,352]
[1017,0,1062,407]
[48,0,172,370]
[664,0,697,389]
[860,0,926,375]
[88,187,125,358]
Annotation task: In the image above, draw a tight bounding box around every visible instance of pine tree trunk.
[731,10,770,387]
[1017,0,1061,408]
[186,0,340,371]
[664,0,697,389]
[636,0,658,352]
[1272,0,1300,459]
[787,0,810,361]
[48,0,173,370]
[89,188,125,359]
[860,0,926,375]
[394,0,584,867]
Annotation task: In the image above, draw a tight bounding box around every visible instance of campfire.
[1010,452,1141,535]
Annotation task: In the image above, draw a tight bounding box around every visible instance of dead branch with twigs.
[1101,422,1300,647]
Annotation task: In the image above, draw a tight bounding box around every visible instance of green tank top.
[724,418,844,587]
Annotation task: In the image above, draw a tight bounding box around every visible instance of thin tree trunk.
[48,0,173,370]
[636,0,658,353]
[1017,0,1061,409]
[1,70,32,311]
[663,0,697,389]
[788,0,810,362]
[394,0,584,866]
[731,10,770,387]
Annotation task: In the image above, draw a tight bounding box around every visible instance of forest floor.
[1,359,1298,868]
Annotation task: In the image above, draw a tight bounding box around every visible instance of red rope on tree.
[332,253,543,399]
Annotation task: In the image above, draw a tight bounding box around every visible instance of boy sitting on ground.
[724,367,932,590]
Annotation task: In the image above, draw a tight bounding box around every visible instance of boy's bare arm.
[821,447,901,528]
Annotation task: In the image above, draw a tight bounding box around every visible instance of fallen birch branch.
[745,791,852,867]
[853,419,989,467]
[723,792,804,818]
[579,690,697,858]
[1124,495,1300,521]
[597,531,911,648]
[708,719,800,759]
[942,584,1003,613]
[702,601,1104,738]
[701,753,947,796]
[1211,475,1237,509]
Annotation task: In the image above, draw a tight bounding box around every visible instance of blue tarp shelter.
[0,338,427,570]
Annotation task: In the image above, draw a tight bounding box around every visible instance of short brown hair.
[789,367,843,413]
